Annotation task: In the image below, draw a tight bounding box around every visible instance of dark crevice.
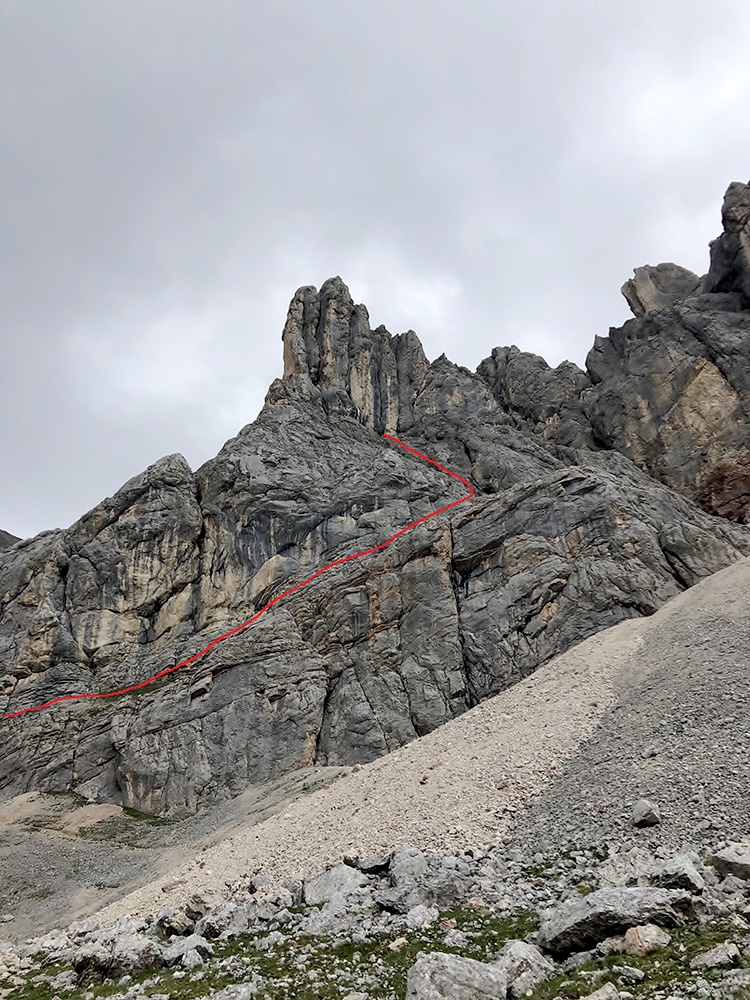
[313,670,341,765]
[448,522,479,709]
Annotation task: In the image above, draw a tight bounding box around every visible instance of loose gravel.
[97,557,750,926]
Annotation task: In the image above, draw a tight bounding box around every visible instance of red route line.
[2,434,474,720]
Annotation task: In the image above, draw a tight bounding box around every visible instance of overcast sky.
[2,1,750,539]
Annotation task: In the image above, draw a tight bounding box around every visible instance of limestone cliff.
[1,181,750,817]
[0,531,19,551]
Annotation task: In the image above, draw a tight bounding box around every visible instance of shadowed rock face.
[0,530,19,551]
[480,180,750,515]
[2,183,750,817]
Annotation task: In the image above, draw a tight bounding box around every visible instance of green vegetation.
[4,907,539,1000]
[6,912,750,1000]
[76,808,167,848]
[3,866,748,1000]
[531,920,750,999]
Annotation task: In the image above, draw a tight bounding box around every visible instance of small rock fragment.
[614,964,646,982]
[632,799,661,827]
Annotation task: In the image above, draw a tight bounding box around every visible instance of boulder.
[405,904,439,929]
[536,887,692,955]
[72,942,112,985]
[303,864,370,905]
[621,263,701,318]
[493,939,555,997]
[689,940,741,970]
[583,985,619,1000]
[705,180,750,305]
[711,842,750,881]
[155,908,194,937]
[650,855,704,892]
[109,934,163,976]
[347,853,392,875]
[389,846,429,884]
[196,901,249,939]
[73,933,164,984]
[376,849,476,914]
[406,951,508,999]
[184,891,219,921]
[163,934,213,967]
[623,923,672,956]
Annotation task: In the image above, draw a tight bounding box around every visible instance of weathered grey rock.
[580,184,750,509]
[711,843,750,880]
[2,183,750,819]
[184,891,218,921]
[390,846,429,885]
[0,531,19,552]
[155,908,194,937]
[350,853,391,875]
[180,948,203,969]
[110,933,163,977]
[303,864,369,906]
[73,932,163,982]
[582,985,619,1000]
[493,939,555,998]
[623,923,672,956]
[162,934,213,966]
[405,904,439,929]
[595,935,626,956]
[613,963,646,983]
[405,950,508,999]
[377,847,477,914]
[477,346,594,449]
[443,928,469,948]
[621,263,701,318]
[209,984,260,1000]
[650,855,705,893]
[632,798,661,827]
[72,941,111,984]
[195,900,249,939]
[597,848,656,888]
[705,180,750,306]
[537,887,692,955]
[689,939,741,970]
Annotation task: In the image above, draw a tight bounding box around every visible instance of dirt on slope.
[95,556,749,926]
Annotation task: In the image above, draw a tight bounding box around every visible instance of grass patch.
[76,808,168,848]
[4,906,539,1000]
[530,920,750,999]
[4,906,748,1000]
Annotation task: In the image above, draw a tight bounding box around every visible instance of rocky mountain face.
[1,180,750,818]
[0,531,19,551]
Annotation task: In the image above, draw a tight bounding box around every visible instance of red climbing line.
[2,434,474,719]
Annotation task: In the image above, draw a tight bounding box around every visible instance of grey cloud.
[2,0,750,536]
